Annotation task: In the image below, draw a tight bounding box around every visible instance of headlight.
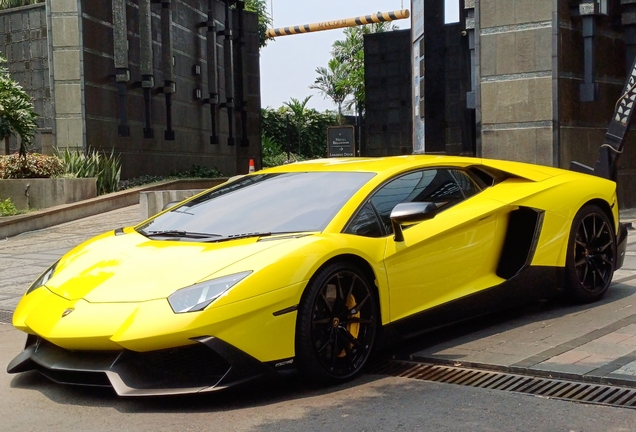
[167,271,252,313]
[26,260,59,295]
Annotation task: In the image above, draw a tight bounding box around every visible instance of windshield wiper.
[209,231,312,243]
[143,230,222,239]
[212,232,273,242]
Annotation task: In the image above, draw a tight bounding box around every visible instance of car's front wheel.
[565,204,616,303]
[295,261,378,384]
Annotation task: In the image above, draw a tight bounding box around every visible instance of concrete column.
[46,0,85,151]
[477,0,554,166]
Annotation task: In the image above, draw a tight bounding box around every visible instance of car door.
[375,168,511,322]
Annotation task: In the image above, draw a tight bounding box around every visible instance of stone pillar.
[623,0,636,70]
[477,0,554,166]
[47,0,85,151]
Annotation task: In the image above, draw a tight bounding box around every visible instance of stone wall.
[75,0,262,178]
[555,0,636,208]
[48,0,84,153]
[364,30,412,156]
[0,3,52,154]
[467,0,636,207]
[2,1,261,180]
[478,0,554,166]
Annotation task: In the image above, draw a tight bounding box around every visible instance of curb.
[0,178,227,239]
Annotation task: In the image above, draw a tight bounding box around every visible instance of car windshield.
[138,172,376,238]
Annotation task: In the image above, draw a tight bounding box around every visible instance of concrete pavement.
[1,204,636,390]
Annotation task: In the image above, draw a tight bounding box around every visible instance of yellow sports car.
[7,156,628,396]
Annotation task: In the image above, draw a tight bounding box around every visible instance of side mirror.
[390,202,438,242]
[162,201,182,211]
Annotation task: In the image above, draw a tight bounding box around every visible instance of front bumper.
[7,334,276,396]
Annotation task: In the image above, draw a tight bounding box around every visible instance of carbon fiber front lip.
[7,335,275,396]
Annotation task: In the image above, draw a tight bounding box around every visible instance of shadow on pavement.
[8,367,386,413]
[386,282,636,360]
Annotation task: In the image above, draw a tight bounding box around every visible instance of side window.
[370,171,430,233]
[411,169,464,204]
[345,169,483,238]
[450,169,481,199]
[344,202,383,237]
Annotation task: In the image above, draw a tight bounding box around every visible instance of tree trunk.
[4,135,9,155]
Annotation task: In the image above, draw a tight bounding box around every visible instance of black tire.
[565,204,616,303]
[295,261,378,384]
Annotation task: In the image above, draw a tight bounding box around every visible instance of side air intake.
[496,207,544,280]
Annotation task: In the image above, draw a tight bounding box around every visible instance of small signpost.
[327,126,356,157]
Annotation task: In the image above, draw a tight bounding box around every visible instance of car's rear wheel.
[295,262,378,384]
[565,204,616,303]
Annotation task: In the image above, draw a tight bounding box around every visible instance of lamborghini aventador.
[7,155,628,396]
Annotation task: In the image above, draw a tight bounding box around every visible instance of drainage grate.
[0,309,13,324]
[368,360,636,409]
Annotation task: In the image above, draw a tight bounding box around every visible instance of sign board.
[327,126,356,157]
[412,0,424,40]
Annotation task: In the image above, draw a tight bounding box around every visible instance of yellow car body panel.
[384,196,509,321]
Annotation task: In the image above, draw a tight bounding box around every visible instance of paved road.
[1,323,635,431]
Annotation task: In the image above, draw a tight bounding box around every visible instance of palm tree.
[312,21,399,119]
[310,59,350,119]
[283,96,313,154]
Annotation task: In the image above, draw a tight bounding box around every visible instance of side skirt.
[377,266,564,348]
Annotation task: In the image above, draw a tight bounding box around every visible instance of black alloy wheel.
[295,262,378,384]
[566,204,616,303]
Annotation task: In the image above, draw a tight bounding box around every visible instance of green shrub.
[58,148,122,195]
[118,175,168,190]
[118,165,223,191]
[263,151,306,168]
[97,149,122,195]
[261,106,337,159]
[0,1,44,11]
[262,135,283,158]
[171,164,223,179]
[0,153,64,179]
[0,197,18,216]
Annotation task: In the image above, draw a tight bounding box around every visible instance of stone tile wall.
[0,3,52,154]
[555,0,636,207]
[79,0,261,178]
[364,30,412,156]
[478,0,555,166]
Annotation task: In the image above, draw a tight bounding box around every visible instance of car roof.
[263,155,478,175]
[261,155,568,183]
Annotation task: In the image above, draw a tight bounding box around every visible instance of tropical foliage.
[312,21,399,117]
[58,148,122,195]
[243,0,272,48]
[261,97,338,160]
[0,54,38,156]
[0,153,64,179]
[118,165,224,190]
[261,134,305,168]
[310,60,349,118]
[0,0,43,11]
[0,197,18,216]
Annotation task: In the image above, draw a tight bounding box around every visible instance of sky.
[259,0,461,112]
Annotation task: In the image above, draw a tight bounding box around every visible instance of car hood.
[44,230,295,303]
